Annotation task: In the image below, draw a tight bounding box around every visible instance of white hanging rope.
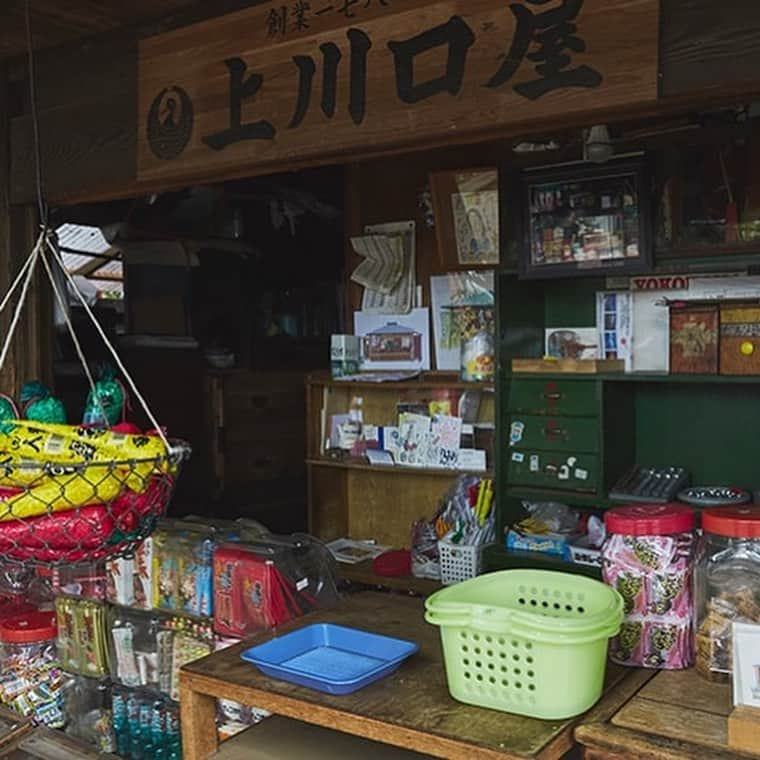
[37,236,109,426]
[45,238,172,452]
[0,232,43,376]
[0,241,38,317]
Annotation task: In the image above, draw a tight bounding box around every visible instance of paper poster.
[596,291,632,370]
[430,271,495,370]
[429,415,463,469]
[733,622,760,708]
[545,327,599,359]
[354,308,430,371]
[396,414,431,467]
[448,170,500,266]
[350,235,405,294]
[361,221,416,314]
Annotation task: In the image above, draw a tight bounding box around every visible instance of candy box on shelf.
[506,528,574,559]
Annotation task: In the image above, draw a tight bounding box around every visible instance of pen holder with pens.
[434,476,495,586]
[213,535,340,639]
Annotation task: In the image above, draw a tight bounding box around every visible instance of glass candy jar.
[602,503,696,669]
[696,506,760,681]
[460,331,494,382]
[0,611,64,727]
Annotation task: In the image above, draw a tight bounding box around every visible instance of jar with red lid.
[601,503,696,669]
[0,611,65,727]
[695,506,760,681]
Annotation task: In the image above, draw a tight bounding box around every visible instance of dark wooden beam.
[660,0,760,99]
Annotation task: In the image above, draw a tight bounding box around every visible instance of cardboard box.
[720,304,760,375]
[669,304,719,374]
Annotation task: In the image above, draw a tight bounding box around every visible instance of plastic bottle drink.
[139,702,154,758]
[126,692,143,760]
[112,689,129,757]
[166,704,182,760]
[151,698,167,760]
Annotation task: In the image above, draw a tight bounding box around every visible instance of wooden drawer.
[223,373,305,424]
[224,428,305,483]
[508,414,599,453]
[507,448,598,492]
[509,379,598,417]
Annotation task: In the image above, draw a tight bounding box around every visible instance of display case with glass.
[518,160,651,279]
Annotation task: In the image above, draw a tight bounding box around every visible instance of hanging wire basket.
[0,229,191,566]
[0,422,189,565]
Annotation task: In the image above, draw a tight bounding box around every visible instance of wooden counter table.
[575,668,743,759]
[181,591,651,760]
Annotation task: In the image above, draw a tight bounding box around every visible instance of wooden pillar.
[0,61,52,399]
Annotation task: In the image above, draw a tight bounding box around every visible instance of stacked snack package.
[55,598,110,678]
[602,504,696,669]
[106,539,154,610]
[152,525,215,618]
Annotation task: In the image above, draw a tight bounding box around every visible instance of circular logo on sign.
[147,86,194,161]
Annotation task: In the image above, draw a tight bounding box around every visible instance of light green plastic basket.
[425,569,623,720]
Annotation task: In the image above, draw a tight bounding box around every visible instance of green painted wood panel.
[633,382,760,489]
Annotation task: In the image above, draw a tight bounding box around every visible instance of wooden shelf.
[337,559,440,596]
[507,371,760,384]
[307,458,493,478]
[307,371,494,392]
[506,485,616,509]
[482,544,602,579]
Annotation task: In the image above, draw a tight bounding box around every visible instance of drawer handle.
[543,392,562,401]
[543,426,567,441]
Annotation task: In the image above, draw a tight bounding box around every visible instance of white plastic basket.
[438,541,482,586]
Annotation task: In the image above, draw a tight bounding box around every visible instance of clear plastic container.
[62,675,115,753]
[54,562,107,601]
[695,506,760,681]
[601,503,696,669]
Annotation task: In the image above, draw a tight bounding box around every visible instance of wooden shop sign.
[137,0,659,184]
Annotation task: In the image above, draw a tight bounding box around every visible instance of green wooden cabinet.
[490,269,760,578]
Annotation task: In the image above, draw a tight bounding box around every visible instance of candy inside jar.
[460,331,494,383]
[695,506,760,681]
[602,503,696,670]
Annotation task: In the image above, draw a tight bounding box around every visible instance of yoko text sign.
[138,0,659,183]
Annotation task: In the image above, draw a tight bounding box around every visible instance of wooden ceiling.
[0,0,208,59]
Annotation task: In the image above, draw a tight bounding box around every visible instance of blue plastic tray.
[240,623,419,695]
